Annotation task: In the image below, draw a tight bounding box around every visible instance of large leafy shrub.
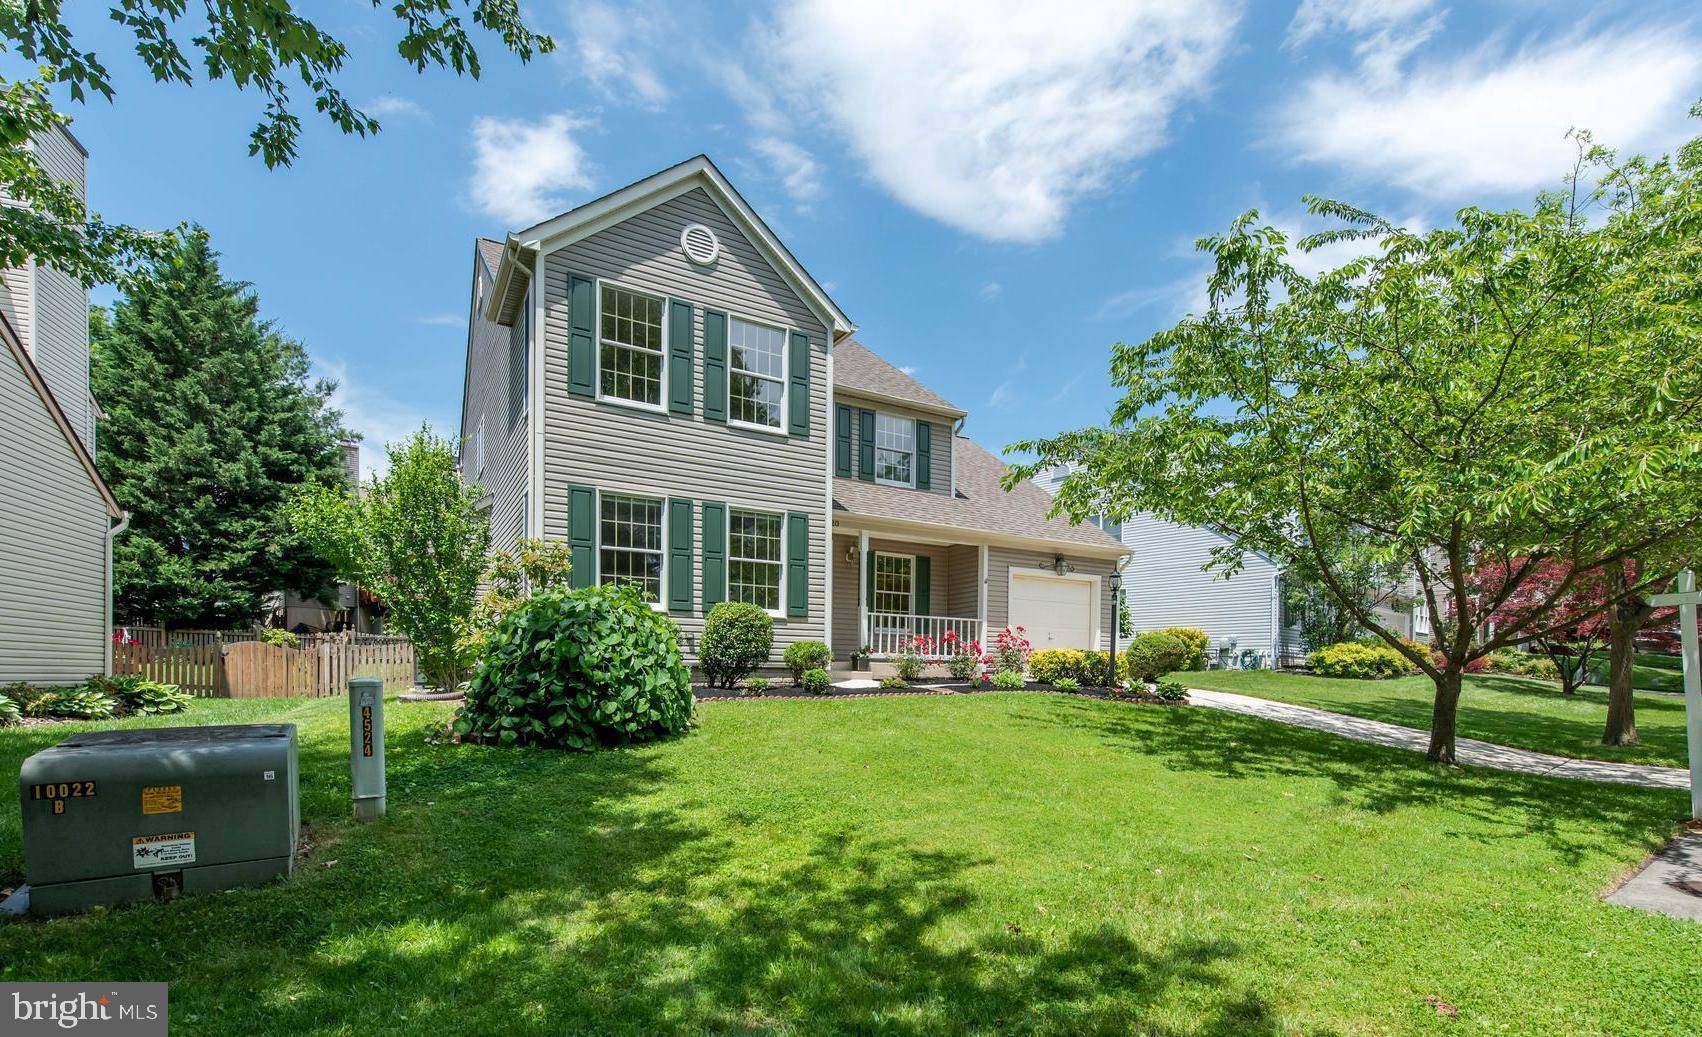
[1486,650,1559,680]
[1155,627,1209,670]
[1124,631,1190,682]
[456,584,693,750]
[1310,641,1409,680]
[1028,649,1082,684]
[1078,651,1131,687]
[782,640,832,683]
[260,627,301,649]
[0,692,20,726]
[700,602,774,689]
[801,669,831,694]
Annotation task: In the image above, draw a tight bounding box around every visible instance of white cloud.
[898,365,918,376]
[1285,0,1443,80]
[315,360,442,480]
[572,1,670,108]
[1095,271,1208,322]
[1279,29,1702,198]
[415,313,463,327]
[761,0,1242,243]
[363,96,428,120]
[979,281,1004,302]
[985,351,1029,409]
[468,112,594,228]
[752,137,824,210]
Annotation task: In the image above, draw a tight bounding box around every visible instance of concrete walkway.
[1186,689,1690,790]
[1606,830,1702,921]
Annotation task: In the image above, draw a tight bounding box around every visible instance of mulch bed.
[695,681,1188,706]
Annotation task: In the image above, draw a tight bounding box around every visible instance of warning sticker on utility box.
[141,785,182,814]
[132,831,195,869]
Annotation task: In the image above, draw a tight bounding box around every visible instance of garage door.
[1008,573,1096,650]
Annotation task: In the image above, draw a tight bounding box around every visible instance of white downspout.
[1269,568,1285,670]
[104,511,130,674]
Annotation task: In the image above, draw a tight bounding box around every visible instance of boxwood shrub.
[455,584,693,750]
[1154,627,1209,670]
[801,668,832,694]
[701,602,774,689]
[1124,631,1190,682]
[782,640,832,684]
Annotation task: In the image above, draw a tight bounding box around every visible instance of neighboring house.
[1036,465,1429,667]
[0,122,126,684]
[460,155,1127,669]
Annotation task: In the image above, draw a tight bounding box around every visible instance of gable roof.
[1,309,121,519]
[833,438,1125,556]
[503,155,854,339]
[475,237,505,278]
[833,340,964,417]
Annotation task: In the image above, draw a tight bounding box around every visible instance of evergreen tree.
[92,231,352,627]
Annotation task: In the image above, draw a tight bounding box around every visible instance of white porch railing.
[864,613,982,657]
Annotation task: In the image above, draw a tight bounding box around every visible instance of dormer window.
[874,412,914,486]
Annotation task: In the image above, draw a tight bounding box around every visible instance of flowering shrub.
[984,627,1032,675]
[941,630,982,680]
[892,635,935,680]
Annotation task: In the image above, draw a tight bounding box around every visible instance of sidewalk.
[1185,689,1690,790]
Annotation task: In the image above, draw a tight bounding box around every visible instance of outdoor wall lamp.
[1052,555,1072,577]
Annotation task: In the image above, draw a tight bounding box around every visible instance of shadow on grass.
[5,707,1303,1036]
[1015,698,1686,867]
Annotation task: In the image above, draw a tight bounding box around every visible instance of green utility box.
[19,724,299,914]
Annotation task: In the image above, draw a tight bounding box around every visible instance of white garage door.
[1008,573,1096,650]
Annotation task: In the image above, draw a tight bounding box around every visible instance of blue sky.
[54,0,1702,474]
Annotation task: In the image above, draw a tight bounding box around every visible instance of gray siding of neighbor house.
[985,546,1118,652]
[461,260,531,556]
[12,127,92,448]
[1,338,109,683]
[540,186,830,662]
[835,391,952,496]
[1117,512,1283,660]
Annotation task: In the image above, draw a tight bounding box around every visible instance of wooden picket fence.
[114,636,415,698]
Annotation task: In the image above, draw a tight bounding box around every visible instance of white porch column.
[858,530,870,654]
[1653,570,1702,820]
[978,542,989,647]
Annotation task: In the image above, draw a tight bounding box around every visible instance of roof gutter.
[483,236,535,325]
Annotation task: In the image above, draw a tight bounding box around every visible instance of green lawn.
[1172,669,1692,767]
[3,695,1698,1036]
[1585,652,1686,693]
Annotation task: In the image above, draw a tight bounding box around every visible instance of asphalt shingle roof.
[833,438,1125,553]
[832,339,963,415]
[475,237,505,277]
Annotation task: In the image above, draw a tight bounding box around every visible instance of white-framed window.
[1413,603,1432,637]
[872,552,914,615]
[597,282,666,409]
[874,413,914,486]
[728,315,786,430]
[599,493,664,603]
[728,508,784,614]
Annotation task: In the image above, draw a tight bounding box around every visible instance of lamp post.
[1109,568,1123,689]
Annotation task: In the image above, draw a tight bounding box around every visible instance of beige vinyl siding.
[20,126,91,447]
[1,339,109,683]
[837,392,952,495]
[541,186,830,664]
[984,546,1117,651]
[831,534,860,657]
[460,262,530,555]
[944,544,980,620]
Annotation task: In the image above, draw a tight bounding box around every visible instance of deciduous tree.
[1,1,553,285]
[1013,113,1702,764]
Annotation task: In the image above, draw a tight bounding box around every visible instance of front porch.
[831,527,1120,665]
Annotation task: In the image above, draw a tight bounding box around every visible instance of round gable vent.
[680,223,721,266]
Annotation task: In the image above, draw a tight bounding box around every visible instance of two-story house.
[0,123,128,683]
[460,156,1126,670]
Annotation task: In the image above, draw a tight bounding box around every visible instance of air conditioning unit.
[18,724,299,914]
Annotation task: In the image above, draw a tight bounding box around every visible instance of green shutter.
[788,332,811,436]
[786,512,809,618]
[701,501,726,608]
[567,275,595,398]
[567,484,596,587]
[916,420,932,490]
[857,409,875,481]
[667,301,694,415]
[915,555,931,615]
[834,405,853,477]
[667,498,694,612]
[702,310,727,422]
